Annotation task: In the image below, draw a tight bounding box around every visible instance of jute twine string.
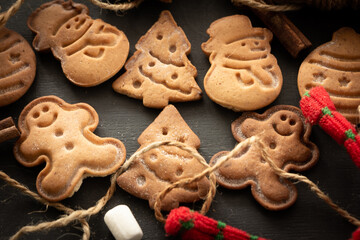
[1,140,214,239]
[153,136,258,223]
[1,0,360,29]
[87,0,144,12]
[1,136,359,239]
[256,139,360,227]
[0,0,24,28]
[231,0,359,11]
[0,0,143,28]
[0,171,91,240]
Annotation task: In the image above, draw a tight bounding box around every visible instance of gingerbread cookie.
[13,96,126,201]
[201,15,283,111]
[298,27,360,124]
[112,11,202,108]
[210,105,319,210]
[117,105,210,211]
[0,27,36,107]
[28,0,129,87]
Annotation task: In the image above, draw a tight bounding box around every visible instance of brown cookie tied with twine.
[117,105,210,211]
[27,0,129,87]
[202,15,282,111]
[210,105,319,210]
[0,27,36,107]
[13,96,126,202]
[298,27,360,124]
[112,11,202,108]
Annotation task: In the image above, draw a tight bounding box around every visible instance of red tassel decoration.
[165,207,269,240]
[300,86,360,168]
[351,228,360,240]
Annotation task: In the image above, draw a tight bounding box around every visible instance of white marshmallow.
[104,205,143,240]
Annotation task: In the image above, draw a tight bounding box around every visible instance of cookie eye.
[55,129,63,137]
[241,42,246,46]
[269,142,276,149]
[148,61,155,67]
[169,45,176,53]
[280,115,287,121]
[136,175,146,186]
[65,142,74,150]
[42,106,49,112]
[33,112,40,118]
[289,119,296,126]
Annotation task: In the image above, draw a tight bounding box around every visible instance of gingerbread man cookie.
[202,15,282,111]
[117,105,210,211]
[210,105,319,210]
[298,27,360,124]
[28,0,129,87]
[13,96,126,201]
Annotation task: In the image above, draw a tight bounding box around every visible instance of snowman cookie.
[28,0,129,87]
[202,15,282,111]
[13,96,126,201]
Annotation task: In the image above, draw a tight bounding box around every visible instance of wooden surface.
[0,0,360,239]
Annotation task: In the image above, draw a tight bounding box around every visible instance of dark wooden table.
[1,0,359,239]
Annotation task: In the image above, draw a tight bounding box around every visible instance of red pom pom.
[165,207,192,236]
[300,86,335,125]
[344,135,360,168]
[352,227,360,240]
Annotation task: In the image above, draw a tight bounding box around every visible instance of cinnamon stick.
[0,117,20,143]
[252,9,312,58]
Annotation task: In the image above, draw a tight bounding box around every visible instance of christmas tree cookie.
[112,11,202,108]
[202,15,283,111]
[117,105,210,210]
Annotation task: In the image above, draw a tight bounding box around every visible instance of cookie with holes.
[201,15,282,111]
[210,105,319,210]
[0,27,36,107]
[28,0,129,87]
[117,105,210,211]
[13,96,126,202]
[298,27,360,124]
[112,10,201,108]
